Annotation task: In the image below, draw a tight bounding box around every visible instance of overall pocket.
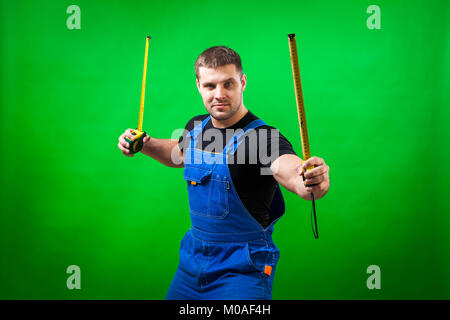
[183,165,230,219]
[246,240,280,274]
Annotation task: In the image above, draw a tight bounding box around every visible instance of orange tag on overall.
[264,265,272,276]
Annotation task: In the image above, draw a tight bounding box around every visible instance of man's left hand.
[296,156,330,199]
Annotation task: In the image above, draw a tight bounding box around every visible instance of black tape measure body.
[125,129,147,154]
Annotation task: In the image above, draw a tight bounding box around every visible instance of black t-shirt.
[178,110,297,227]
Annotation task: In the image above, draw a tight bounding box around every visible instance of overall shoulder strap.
[188,115,211,148]
[223,119,266,155]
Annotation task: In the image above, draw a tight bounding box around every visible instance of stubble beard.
[208,95,242,121]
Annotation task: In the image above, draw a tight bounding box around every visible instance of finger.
[125,129,135,140]
[118,142,131,154]
[306,179,328,192]
[302,156,324,170]
[305,175,323,186]
[119,130,134,144]
[305,183,321,193]
[122,148,134,157]
[304,164,328,179]
[119,137,130,149]
[143,135,150,143]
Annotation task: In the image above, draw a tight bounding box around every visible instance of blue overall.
[166,116,285,300]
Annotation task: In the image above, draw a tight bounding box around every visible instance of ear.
[241,73,247,91]
[196,78,201,92]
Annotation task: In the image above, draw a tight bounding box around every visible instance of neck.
[211,103,248,128]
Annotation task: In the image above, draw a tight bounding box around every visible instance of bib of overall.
[166,116,285,300]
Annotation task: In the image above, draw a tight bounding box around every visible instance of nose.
[214,85,227,101]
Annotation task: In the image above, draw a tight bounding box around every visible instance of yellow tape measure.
[126,35,151,154]
[288,33,319,239]
[288,34,312,169]
[138,36,150,133]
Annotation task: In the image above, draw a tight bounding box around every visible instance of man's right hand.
[117,128,151,157]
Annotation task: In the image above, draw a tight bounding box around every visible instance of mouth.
[213,103,229,107]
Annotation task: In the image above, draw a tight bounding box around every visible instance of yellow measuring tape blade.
[138,36,151,132]
[288,34,312,168]
[289,34,319,239]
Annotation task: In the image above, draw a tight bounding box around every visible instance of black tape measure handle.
[310,192,319,239]
[303,171,319,239]
[125,130,147,154]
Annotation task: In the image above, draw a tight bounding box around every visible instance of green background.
[1,0,449,299]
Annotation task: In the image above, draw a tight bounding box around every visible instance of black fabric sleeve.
[256,126,297,168]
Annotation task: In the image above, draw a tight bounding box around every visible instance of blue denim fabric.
[166,116,285,300]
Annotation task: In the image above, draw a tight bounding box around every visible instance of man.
[117,46,330,299]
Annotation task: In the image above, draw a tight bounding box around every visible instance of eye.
[206,84,215,89]
[225,81,232,88]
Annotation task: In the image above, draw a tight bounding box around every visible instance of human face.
[196,64,247,121]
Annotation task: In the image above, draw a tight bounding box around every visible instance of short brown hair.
[194,46,243,80]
